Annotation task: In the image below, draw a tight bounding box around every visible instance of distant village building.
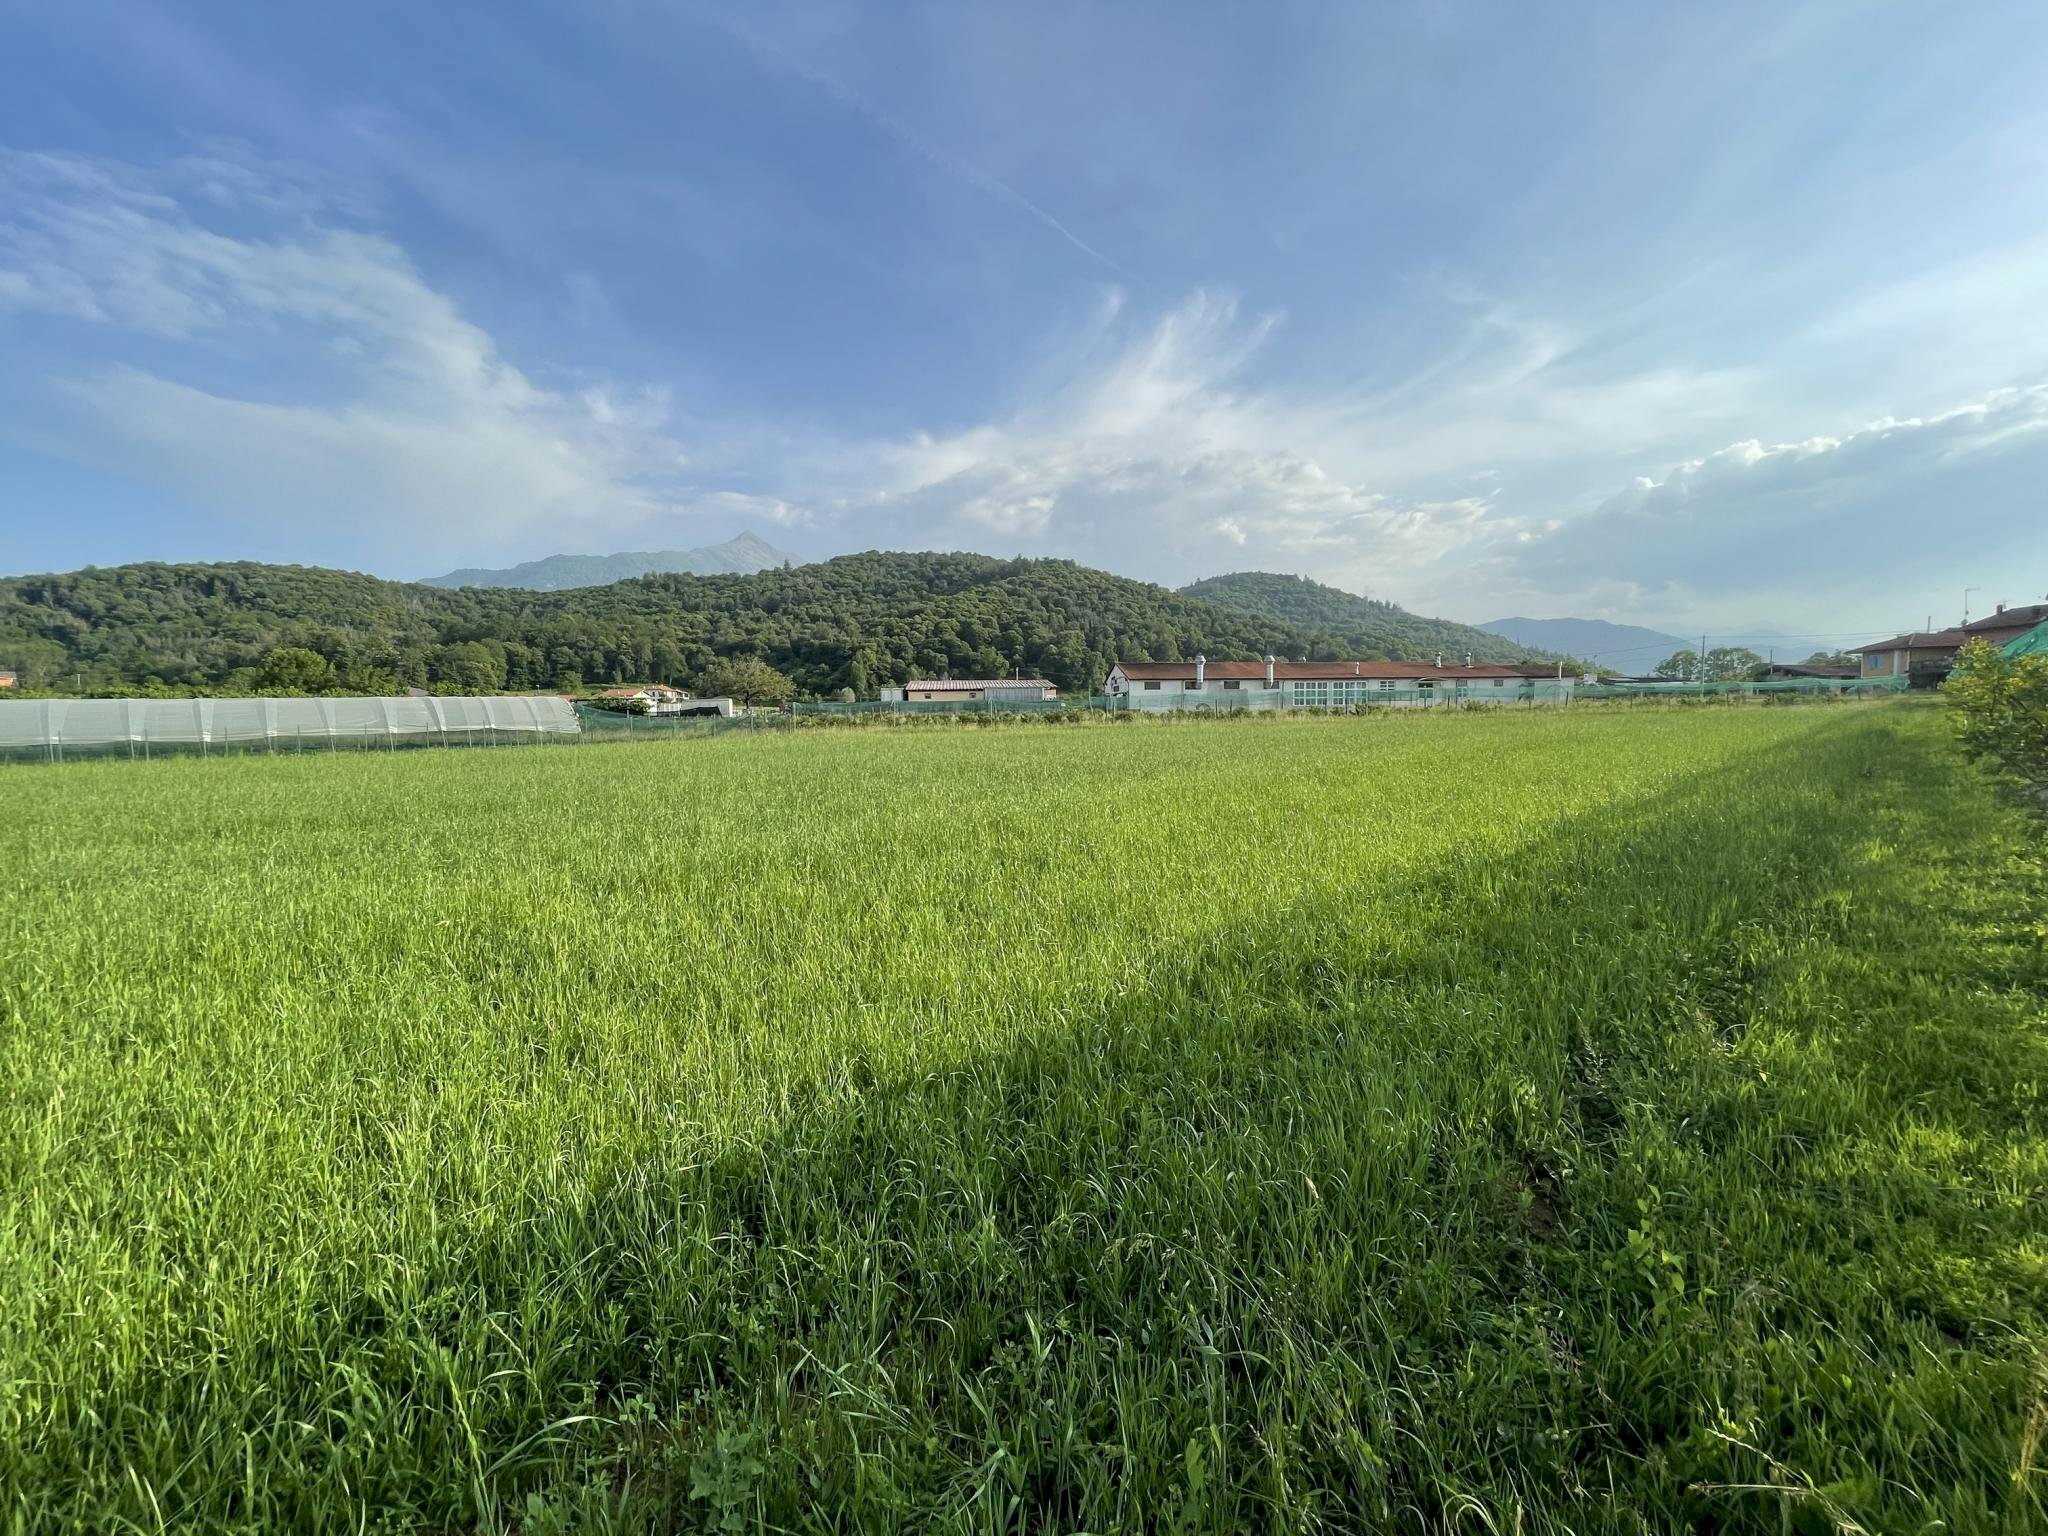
[1852,629,1968,684]
[0,670,16,689]
[1105,655,1571,707]
[1852,599,2047,684]
[674,696,735,717]
[1961,601,2048,652]
[1759,662,1857,682]
[884,677,1059,703]
[596,684,693,715]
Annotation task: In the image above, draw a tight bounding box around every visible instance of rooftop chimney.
[1434,652,1443,669]
[1194,653,1206,688]
[1997,602,2007,614]
[1464,653,1473,668]
[1264,653,1276,689]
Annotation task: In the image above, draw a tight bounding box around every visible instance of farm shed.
[1758,663,1857,681]
[893,677,1059,702]
[0,695,580,759]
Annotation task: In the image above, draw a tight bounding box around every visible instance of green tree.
[1943,639,2048,780]
[701,657,796,707]
[252,646,336,695]
[432,640,508,693]
[1653,649,1699,681]
[1703,646,1765,681]
[344,666,403,696]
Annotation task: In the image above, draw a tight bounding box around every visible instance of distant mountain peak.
[1477,617,1688,670]
[423,531,797,590]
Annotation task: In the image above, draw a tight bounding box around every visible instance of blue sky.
[3,0,2045,638]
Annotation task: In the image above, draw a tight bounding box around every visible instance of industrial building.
[1106,655,1573,708]
[880,677,1060,703]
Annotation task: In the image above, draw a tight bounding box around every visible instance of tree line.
[0,552,1551,700]
[1648,647,1860,682]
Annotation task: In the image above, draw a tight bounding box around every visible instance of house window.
[1143,680,1160,690]
[1379,680,1396,691]
[1493,679,1505,687]
[1186,679,1201,689]
[1223,679,1240,690]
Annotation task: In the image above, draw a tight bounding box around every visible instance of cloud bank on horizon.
[3,1,2046,638]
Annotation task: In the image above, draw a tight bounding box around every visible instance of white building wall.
[1111,673,1574,709]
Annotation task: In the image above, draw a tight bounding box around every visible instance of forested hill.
[1179,571,1546,662]
[0,552,1506,699]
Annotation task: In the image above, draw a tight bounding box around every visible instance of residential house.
[1106,654,1572,708]
[1852,629,1968,685]
[595,684,694,715]
[0,670,15,689]
[1961,601,2048,652]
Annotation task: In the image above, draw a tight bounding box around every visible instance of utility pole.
[1963,587,1981,626]
[1700,634,1708,684]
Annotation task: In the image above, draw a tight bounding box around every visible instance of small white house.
[595,684,694,716]
[1105,655,1573,708]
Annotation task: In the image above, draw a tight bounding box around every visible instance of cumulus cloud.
[1477,386,2048,628]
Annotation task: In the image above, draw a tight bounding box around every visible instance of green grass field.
[2,703,2042,1533]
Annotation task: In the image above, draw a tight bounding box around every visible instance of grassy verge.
[1,702,2041,1532]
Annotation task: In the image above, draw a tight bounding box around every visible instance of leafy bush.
[1942,638,2048,781]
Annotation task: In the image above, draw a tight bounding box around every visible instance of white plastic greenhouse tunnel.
[0,695,581,760]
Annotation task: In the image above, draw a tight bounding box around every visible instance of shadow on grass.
[38,707,2048,1534]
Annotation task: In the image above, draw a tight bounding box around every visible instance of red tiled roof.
[1112,658,1560,681]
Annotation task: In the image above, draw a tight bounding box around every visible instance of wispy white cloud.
[749,290,1524,594]
[0,149,699,564]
